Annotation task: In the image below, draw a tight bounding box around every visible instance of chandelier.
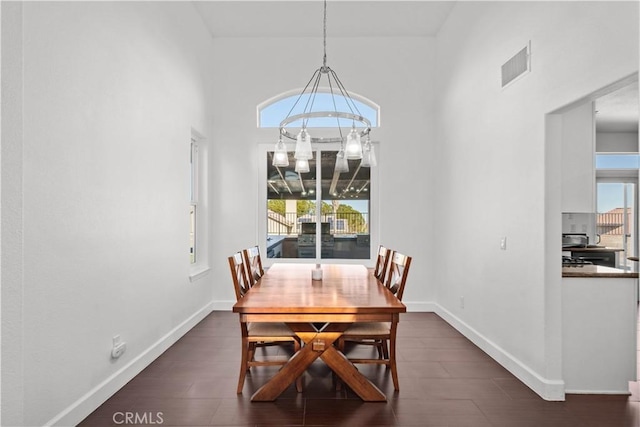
[272,0,376,173]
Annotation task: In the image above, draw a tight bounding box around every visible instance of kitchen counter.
[266,235,287,258]
[266,235,286,250]
[563,246,623,252]
[562,265,638,278]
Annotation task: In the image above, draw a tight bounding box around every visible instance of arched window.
[257,89,380,265]
[258,89,379,128]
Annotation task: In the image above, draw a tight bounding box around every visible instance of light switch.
[500,237,507,250]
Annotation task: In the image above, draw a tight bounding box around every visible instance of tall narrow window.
[188,129,210,281]
[190,138,198,264]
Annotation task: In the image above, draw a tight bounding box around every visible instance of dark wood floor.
[80,311,640,426]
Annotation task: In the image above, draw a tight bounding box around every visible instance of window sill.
[189,266,211,283]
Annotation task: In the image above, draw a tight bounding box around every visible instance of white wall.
[561,101,595,213]
[435,0,638,400]
[596,132,639,152]
[209,36,437,310]
[2,2,215,425]
[1,3,26,425]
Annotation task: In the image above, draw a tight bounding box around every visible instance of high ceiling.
[192,1,638,134]
[192,1,456,38]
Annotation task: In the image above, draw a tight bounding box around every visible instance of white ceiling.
[192,1,456,38]
[595,82,639,133]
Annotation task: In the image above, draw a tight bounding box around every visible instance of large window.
[265,149,372,261]
[259,90,378,263]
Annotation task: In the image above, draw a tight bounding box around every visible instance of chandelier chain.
[323,0,327,69]
[323,0,340,138]
[277,0,372,146]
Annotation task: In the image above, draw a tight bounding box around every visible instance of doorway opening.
[549,72,639,395]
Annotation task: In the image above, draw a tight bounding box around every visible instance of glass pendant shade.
[345,127,363,160]
[294,158,310,173]
[294,128,313,160]
[334,148,349,173]
[272,138,289,167]
[368,144,377,167]
[361,139,377,167]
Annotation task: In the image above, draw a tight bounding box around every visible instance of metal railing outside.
[267,212,369,236]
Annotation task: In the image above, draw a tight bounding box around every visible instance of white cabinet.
[562,277,637,393]
[561,101,595,212]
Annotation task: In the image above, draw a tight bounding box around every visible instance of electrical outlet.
[111,335,126,359]
[460,296,464,308]
[111,342,126,359]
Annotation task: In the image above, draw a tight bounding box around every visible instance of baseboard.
[403,301,439,312]
[210,300,235,311]
[566,389,631,395]
[433,303,566,401]
[45,302,214,427]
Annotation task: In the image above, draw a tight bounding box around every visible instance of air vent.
[501,42,530,88]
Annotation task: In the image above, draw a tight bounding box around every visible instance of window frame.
[258,142,380,268]
[189,128,210,282]
[190,137,198,264]
[257,87,380,129]
[595,177,639,272]
[595,152,640,178]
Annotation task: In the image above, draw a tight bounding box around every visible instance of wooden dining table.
[232,263,406,402]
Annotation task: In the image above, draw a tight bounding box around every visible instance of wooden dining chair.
[243,245,265,287]
[373,245,392,283]
[228,252,301,394]
[337,251,412,391]
[360,245,393,358]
